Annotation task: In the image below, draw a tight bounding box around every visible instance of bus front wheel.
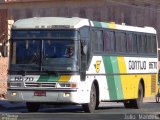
[26,102,40,112]
[82,83,97,113]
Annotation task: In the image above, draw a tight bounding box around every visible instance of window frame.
[90,27,157,57]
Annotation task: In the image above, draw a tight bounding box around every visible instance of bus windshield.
[10,30,79,73]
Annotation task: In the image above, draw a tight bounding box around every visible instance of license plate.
[34,91,46,96]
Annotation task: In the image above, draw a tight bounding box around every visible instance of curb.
[143,96,156,103]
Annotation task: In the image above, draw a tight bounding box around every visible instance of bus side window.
[80,27,91,65]
[137,34,147,54]
[127,33,134,53]
[152,35,157,54]
[147,35,152,54]
[92,30,103,52]
[143,35,147,54]
[92,30,96,52]
[103,31,115,53]
[80,27,89,39]
[115,32,126,53]
[133,34,138,54]
[137,34,143,54]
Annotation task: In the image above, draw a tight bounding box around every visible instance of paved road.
[0,97,160,120]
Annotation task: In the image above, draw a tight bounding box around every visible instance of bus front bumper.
[7,89,90,104]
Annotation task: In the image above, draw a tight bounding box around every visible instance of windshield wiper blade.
[8,69,27,76]
[21,70,27,76]
[47,71,59,76]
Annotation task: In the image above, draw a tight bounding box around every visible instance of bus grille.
[25,83,56,88]
[151,74,156,94]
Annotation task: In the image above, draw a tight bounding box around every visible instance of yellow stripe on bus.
[59,75,71,82]
[108,22,116,29]
[117,57,157,99]
[118,57,136,99]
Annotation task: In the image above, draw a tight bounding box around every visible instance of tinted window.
[152,35,157,54]
[137,34,142,53]
[143,35,147,53]
[133,34,138,53]
[147,35,152,54]
[92,30,103,52]
[80,27,89,39]
[127,33,134,53]
[115,32,126,52]
[137,34,146,54]
[103,31,115,52]
[11,30,78,39]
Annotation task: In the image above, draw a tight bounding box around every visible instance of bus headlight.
[8,82,22,88]
[58,83,77,88]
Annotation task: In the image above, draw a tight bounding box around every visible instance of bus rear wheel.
[156,89,160,103]
[133,83,144,109]
[82,84,96,113]
[26,102,40,112]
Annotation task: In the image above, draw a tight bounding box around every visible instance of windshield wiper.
[8,69,27,76]
[21,70,27,76]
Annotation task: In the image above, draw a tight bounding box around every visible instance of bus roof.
[91,21,156,34]
[12,17,156,34]
[12,17,90,29]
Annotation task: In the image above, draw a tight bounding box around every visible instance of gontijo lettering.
[129,60,146,70]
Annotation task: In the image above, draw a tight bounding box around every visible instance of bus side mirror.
[81,40,87,55]
[82,45,87,55]
[80,45,87,81]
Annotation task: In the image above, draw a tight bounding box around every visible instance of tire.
[82,84,97,113]
[124,83,143,109]
[156,89,160,103]
[124,101,133,108]
[95,101,100,110]
[26,102,40,112]
[156,95,160,103]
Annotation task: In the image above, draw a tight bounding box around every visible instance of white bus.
[4,17,158,112]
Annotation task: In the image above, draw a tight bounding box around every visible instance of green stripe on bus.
[92,21,102,27]
[110,57,123,100]
[38,75,60,82]
[103,56,117,100]
[103,56,123,100]
[101,22,109,28]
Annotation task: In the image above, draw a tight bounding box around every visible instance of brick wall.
[0,9,8,98]
[0,57,8,98]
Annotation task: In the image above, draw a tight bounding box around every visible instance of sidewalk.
[143,96,156,103]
